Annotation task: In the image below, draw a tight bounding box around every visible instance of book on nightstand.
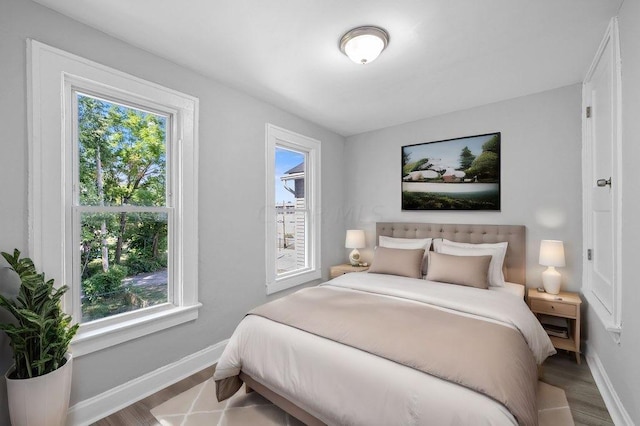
[539,314,569,339]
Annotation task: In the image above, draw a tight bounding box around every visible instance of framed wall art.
[402,132,501,210]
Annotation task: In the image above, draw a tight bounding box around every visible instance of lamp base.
[349,249,361,266]
[542,267,562,294]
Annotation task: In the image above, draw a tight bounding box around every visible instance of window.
[265,124,321,294]
[29,41,200,356]
[74,93,170,323]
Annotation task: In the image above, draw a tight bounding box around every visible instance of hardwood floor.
[94,353,613,425]
[92,365,216,426]
[540,351,614,426]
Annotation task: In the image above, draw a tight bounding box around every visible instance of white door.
[582,18,622,332]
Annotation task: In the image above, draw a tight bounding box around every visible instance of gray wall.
[586,1,640,423]
[344,84,583,291]
[0,0,345,421]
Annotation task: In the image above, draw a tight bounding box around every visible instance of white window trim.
[265,124,321,294]
[28,40,200,356]
[581,18,623,342]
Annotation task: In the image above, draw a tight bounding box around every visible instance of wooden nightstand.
[527,288,582,364]
[330,263,369,279]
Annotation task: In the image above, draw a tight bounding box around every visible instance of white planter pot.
[5,353,73,426]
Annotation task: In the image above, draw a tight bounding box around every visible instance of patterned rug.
[151,378,573,425]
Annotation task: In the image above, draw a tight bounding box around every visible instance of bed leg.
[246,384,254,394]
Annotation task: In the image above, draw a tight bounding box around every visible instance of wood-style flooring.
[540,351,614,426]
[93,352,613,425]
[93,365,216,426]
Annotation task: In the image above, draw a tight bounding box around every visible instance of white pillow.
[378,236,432,275]
[440,239,508,261]
[440,238,508,253]
[438,240,508,287]
[432,238,444,252]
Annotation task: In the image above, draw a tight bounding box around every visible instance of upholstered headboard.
[376,222,526,284]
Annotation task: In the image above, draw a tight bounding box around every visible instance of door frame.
[582,17,623,341]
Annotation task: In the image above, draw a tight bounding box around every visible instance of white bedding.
[493,281,526,299]
[214,273,555,425]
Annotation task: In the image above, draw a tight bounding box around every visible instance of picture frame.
[401,132,501,210]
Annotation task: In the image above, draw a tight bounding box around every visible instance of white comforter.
[214,273,555,426]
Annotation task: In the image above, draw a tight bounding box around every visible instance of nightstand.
[527,288,582,364]
[330,263,369,279]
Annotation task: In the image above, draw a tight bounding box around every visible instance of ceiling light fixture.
[339,26,389,65]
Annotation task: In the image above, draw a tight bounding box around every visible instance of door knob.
[596,177,611,187]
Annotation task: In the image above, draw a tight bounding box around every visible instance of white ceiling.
[34,0,621,136]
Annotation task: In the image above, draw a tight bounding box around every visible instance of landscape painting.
[402,133,501,210]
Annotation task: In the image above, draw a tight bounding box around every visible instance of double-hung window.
[265,124,321,294]
[73,91,172,324]
[29,41,200,356]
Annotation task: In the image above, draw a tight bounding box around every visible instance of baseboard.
[66,339,229,425]
[584,346,635,426]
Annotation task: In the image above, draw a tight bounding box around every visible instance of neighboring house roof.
[284,162,304,175]
[281,162,304,183]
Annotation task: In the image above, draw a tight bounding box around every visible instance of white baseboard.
[584,347,635,426]
[66,339,229,426]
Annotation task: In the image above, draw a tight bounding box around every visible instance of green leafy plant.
[0,249,79,379]
[82,264,128,303]
[124,253,164,276]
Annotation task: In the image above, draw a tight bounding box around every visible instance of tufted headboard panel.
[376,222,526,284]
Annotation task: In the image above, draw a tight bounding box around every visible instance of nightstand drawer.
[530,299,576,317]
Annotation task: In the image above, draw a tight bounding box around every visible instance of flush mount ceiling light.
[339,26,389,65]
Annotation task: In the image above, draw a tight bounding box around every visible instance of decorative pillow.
[439,243,507,287]
[378,236,432,275]
[441,239,508,284]
[426,252,492,289]
[368,247,425,279]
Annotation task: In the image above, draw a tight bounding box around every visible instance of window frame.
[265,124,321,294]
[28,40,200,356]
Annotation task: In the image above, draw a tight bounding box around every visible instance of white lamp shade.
[344,34,385,64]
[345,230,366,249]
[539,240,565,267]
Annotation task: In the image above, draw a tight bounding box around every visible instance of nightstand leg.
[575,352,581,365]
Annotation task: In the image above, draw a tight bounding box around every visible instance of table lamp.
[539,240,565,294]
[345,230,366,266]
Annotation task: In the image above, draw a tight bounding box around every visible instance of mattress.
[214,273,554,425]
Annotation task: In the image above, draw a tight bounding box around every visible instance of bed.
[214,223,555,425]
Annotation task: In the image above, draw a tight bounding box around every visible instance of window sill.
[584,291,622,344]
[71,303,202,357]
[267,269,321,295]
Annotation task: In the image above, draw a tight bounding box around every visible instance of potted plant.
[0,249,79,426]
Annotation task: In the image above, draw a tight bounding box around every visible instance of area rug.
[151,379,573,426]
